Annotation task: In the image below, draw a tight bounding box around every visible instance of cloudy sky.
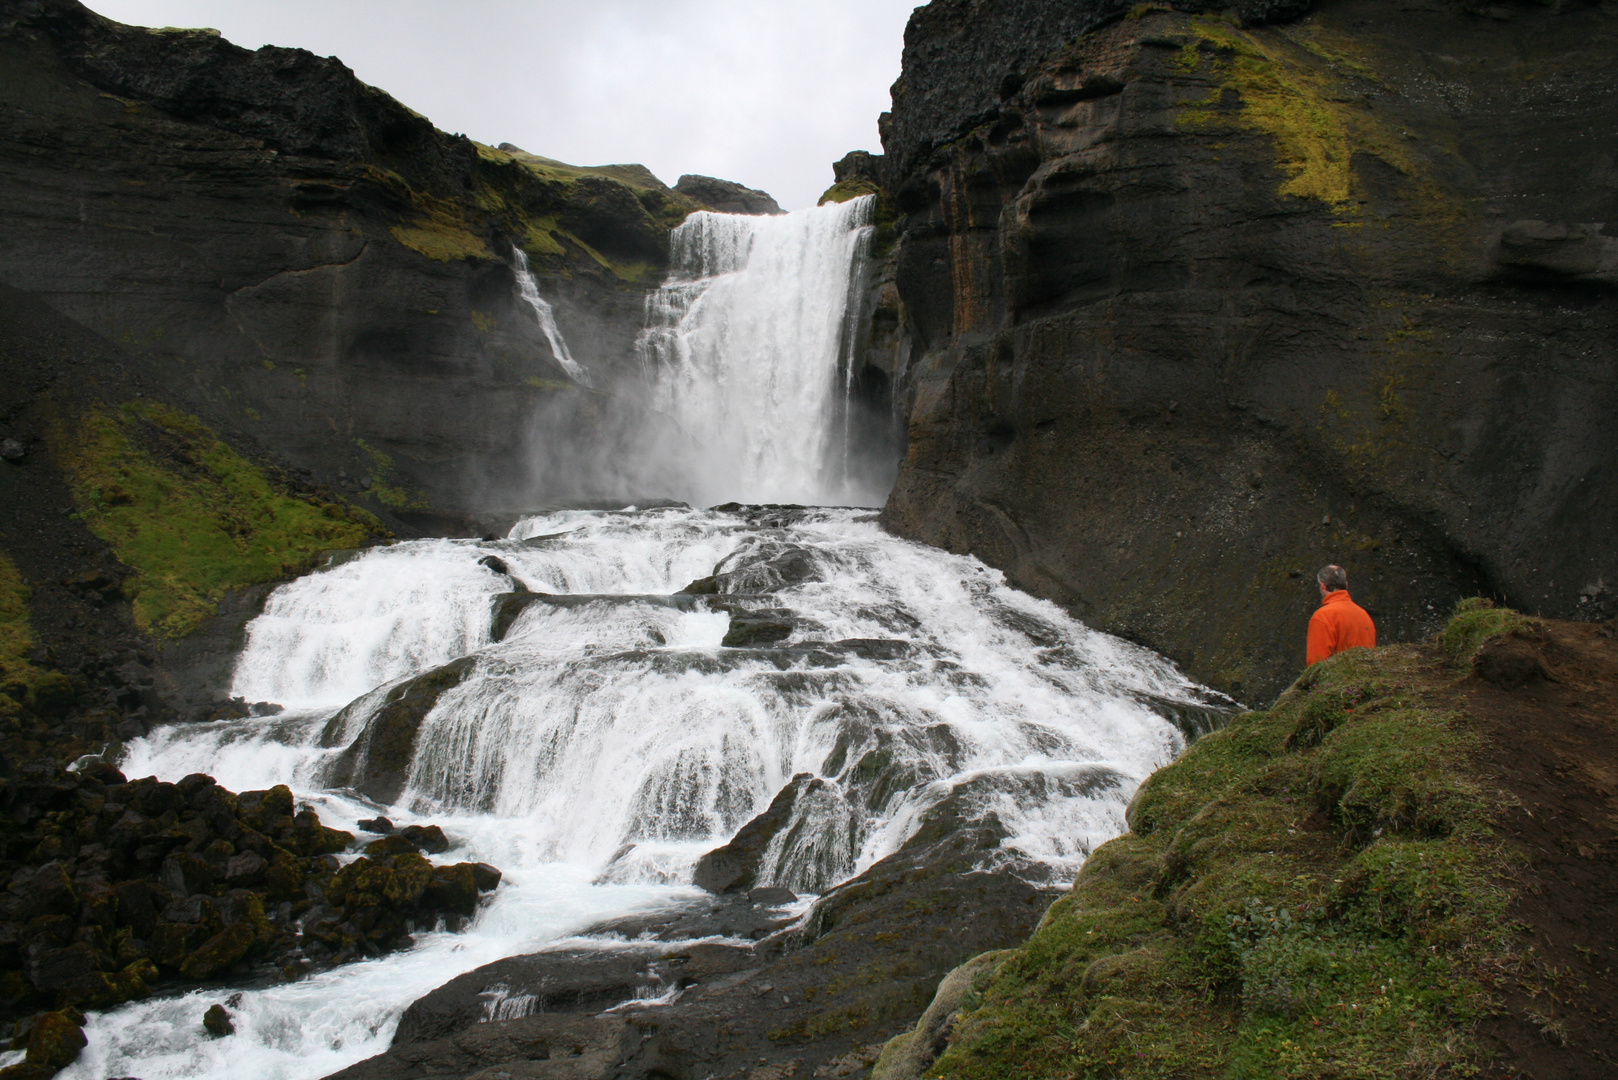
[86,0,920,210]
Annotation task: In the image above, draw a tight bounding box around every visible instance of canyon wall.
[0,0,732,531]
[875,0,1618,701]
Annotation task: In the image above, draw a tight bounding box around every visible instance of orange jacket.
[1307,590,1376,665]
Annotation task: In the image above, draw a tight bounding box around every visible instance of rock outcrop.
[674,174,784,215]
[0,764,500,1064]
[874,0,1618,701]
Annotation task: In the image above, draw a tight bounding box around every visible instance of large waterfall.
[56,202,1223,1080]
[638,198,878,506]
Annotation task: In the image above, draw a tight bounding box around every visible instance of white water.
[68,505,1220,1080]
[513,246,589,385]
[637,198,876,506]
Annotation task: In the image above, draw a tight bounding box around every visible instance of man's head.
[1317,564,1349,596]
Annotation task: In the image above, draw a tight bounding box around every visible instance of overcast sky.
[85,0,920,211]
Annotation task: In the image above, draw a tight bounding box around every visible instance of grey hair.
[1317,564,1349,592]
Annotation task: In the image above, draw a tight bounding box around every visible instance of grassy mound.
[59,402,386,638]
[922,606,1523,1078]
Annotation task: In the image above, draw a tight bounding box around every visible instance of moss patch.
[59,402,387,637]
[929,609,1522,1079]
[819,178,882,205]
[0,550,42,711]
[354,438,428,510]
[1172,17,1437,214]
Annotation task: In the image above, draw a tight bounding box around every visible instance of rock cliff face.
[0,0,705,530]
[875,0,1618,701]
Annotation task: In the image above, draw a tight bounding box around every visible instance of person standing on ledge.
[1307,564,1376,665]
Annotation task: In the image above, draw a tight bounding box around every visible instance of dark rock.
[0,438,23,462]
[476,554,512,576]
[674,175,784,216]
[397,824,450,855]
[202,1002,234,1038]
[468,863,502,892]
[328,1013,639,1080]
[356,817,394,834]
[247,701,283,717]
[392,947,667,1045]
[223,851,268,886]
[17,1009,85,1071]
[693,773,818,894]
[720,617,795,648]
[320,657,477,803]
[747,887,797,907]
[876,0,1618,703]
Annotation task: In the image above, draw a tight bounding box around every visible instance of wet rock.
[329,1013,639,1080]
[247,701,284,717]
[27,1017,83,1074]
[356,817,394,834]
[0,438,24,462]
[321,657,477,803]
[202,1002,234,1038]
[693,773,819,894]
[392,947,668,1045]
[720,616,795,648]
[476,554,512,577]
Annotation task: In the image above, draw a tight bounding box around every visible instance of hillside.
[873,605,1618,1079]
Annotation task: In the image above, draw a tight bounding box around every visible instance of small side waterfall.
[513,247,589,386]
[637,197,877,506]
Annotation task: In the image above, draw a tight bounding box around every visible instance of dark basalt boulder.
[674,174,784,216]
[321,656,477,804]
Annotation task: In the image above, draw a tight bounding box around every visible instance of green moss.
[60,402,387,637]
[929,618,1520,1079]
[354,438,429,511]
[1439,598,1530,667]
[818,178,881,205]
[0,551,41,712]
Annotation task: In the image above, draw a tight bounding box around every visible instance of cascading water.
[512,246,589,386]
[55,200,1226,1080]
[637,197,877,506]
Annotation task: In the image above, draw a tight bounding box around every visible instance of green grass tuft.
[61,402,388,637]
[1439,598,1530,667]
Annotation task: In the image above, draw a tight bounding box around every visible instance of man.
[1307,564,1376,665]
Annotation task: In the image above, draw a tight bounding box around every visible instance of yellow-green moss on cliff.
[0,551,39,702]
[60,403,386,638]
[918,604,1521,1079]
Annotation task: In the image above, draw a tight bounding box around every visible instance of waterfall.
[512,246,589,386]
[61,199,1228,1080]
[637,197,877,506]
[76,506,1224,1080]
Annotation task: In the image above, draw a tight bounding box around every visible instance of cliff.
[874,0,1618,702]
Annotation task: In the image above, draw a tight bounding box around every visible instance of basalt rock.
[339,782,1052,1079]
[0,763,500,1036]
[674,174,784,216]
[321,655,477,804]
[875,0,1618,703]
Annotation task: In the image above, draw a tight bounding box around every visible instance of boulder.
[321,656,477,803]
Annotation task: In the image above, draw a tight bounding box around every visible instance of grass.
[59,402,387,638]
[921,601,1522,1079]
